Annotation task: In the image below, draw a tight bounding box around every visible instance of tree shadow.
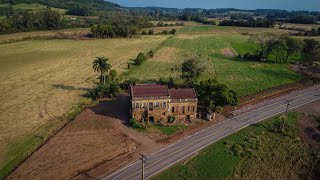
[88,94,131,126]
[52,84,90,91]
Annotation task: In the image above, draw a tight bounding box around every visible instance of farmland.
[0,22,309,178]
[0,35,168,178]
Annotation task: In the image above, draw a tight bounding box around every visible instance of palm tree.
[92,57,111,85]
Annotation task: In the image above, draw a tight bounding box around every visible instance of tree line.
[0,8,63,33]
[219,19,275,28]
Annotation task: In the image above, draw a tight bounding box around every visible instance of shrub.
[168,116,176,123]
[120,78,139,90]
[170,29,177,34]
[148,29,154,35]
[88,82,119,100]
[148,50,154,58]
[134,52,146,66]
[129,118,138,128]
[141,30,147,35]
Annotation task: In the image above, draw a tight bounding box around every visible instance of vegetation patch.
[153,113,320,180]
[155,125,188,135]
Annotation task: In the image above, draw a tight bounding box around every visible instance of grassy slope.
[126,25,302,96]
[0,36,168,179]
[154,113,318,180]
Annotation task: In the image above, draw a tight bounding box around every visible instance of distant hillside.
[0,0,122,11]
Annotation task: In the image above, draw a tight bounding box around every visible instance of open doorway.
[149,116,155,123]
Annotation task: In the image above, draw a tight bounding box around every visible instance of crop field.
[153,113,320,180]
[0,35,168,178]
[0,3,66,14]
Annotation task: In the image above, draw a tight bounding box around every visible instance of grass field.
[0,3,66,14]
[125,32,302,96]
[153,113,319,179]
[0,36,168,179]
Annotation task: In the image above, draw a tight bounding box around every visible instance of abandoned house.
[130,84,198,124]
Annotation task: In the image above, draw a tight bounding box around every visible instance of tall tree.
[93,57,111,85]
[252,32,276,61]
[181,57,205,86]
[282,35,303,63]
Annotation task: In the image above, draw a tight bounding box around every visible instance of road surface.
[104,85,320,180]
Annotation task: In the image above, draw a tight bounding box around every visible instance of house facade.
[130,84,197,124]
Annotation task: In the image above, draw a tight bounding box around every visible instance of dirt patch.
[221,47,237,58]
[297,113,320,150]
[8,109,138,180]
[290,63,320,80]
[8,95,160,180]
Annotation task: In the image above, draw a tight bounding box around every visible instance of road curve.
[103,86,320,180]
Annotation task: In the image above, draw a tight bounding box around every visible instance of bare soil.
[8,94,219,180]
[221,47,237,58]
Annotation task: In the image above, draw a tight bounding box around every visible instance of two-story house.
[130,84,197,124]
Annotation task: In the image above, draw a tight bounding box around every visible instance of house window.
[192,106,195,112]
[149,102,153,111]
[172,106,175,113]
[162,102,167,108]
[155,102,160,109]
[188,106,190,112]
[143,102,147,109]
[135,103,140,109]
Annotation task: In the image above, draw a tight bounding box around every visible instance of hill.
[0,0,122,11]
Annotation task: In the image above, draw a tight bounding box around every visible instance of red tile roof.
[169,88,197,99]
[131,84,169,98]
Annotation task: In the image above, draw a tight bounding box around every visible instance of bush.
[148,50,154,58]
[170,29,177,34]
[129,118,138,128]
[141,30,147,35]
[148,29,154,35]
[88,82,119,100]
[120,78,139,90]
[134,52,146,66]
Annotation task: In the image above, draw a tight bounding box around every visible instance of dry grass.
[0,28,91,43]
[0,35,168,177]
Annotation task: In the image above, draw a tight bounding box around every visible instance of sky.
[108,0,320,11]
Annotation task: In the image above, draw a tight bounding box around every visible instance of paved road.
[104,86,320,180]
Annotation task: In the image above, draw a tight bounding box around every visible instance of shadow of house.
[88,95,130,126]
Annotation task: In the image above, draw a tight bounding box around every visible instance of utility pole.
[285,100,291,114]
[140,153,147,180]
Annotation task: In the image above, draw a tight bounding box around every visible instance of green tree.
[252,32,277,61]
[283,35,303,63]
[197,79,238,113]
[181,58,204,86]
[92,57,111,85]
[268,38,287,63]
[134,53,146,66]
